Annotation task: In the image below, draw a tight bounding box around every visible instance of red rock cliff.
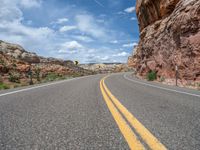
[129,0,200,82]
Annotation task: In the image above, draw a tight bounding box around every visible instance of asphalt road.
[0,73,200,150]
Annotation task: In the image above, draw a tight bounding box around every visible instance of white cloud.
[73,35,94,43]
[20,0,42,8]
[58,41,83,54]
[101,56,110,61]
[75,14,107,38]
[124,6,135,13]
[0,1,23,22]
[59,25,77,32]
[123,42,138,48]
[117,11,126,15]
[130,17,137,21]
[113,52,129,57]
[56,18,69,24]
[0,0,134,63]
[0,0,55,55]
[110,40,118,44]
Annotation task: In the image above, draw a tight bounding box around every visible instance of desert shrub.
[160,76,165,82]
[45,73,61,81]
[8,72,20,83]
[0,83,10,90]
[147,71,157,81]
[35,67,41,81]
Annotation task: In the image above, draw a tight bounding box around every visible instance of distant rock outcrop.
[0,40,40,63]
[0,40,94,84]
[129,0,200,84]
[80,63,133,74]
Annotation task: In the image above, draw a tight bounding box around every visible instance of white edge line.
[124,74,200,98]
[0,75,90,97]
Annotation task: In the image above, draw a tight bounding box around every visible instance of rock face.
[0,40,40,63]
[0,40,94,83]
[129,0,200,83]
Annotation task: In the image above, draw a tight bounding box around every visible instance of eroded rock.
[129,0,200,84]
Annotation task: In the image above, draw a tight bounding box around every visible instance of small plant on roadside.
[8,72,20,83]
[147,71,157,81]
[0,83,10,90]
[45,73,61,81]
[160,76,165,82]
[35,67,41,81]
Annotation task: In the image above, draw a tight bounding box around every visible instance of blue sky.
[0,0,139,63]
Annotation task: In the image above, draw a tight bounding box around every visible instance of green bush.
[0,83,10,90]
[147,71,157,81]
[45,73,61,81]
[35,67,41,81]
[8,72,20,83]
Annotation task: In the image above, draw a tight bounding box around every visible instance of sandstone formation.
[129,0,200,83]
[80,63,133,74]
[0,40,94,85]
[0,40,40,63]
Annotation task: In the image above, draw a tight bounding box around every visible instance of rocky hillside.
[0,40,94,88]
[128,0,200,85]
[80,63,133,74]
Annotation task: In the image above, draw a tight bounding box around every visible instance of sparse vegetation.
[8,72,20,83]
[160,76,165,82]
[35,67,41,82]
[0,83,10,90]
[45,73,62,81]
[147,71,157,81]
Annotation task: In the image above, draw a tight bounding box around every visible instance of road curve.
[0,73,200,149]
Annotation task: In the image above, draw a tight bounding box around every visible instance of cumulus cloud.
[110,40,118,44]
[55,18,69,24]
[123,42,138,48]
[124,6,135,13]
[20,0,42,8]
[73,35,94,43]
[113,52,129,57]
[0,0,134,63]
[75,14,107,38]
[0,0,55,54]
[59,25,77,32]
[130,17,137,21]
[58,41,83,54]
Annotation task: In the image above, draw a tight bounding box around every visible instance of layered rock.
[129,0,200,83]
[0,40,40,63]
[0,40,94,83]
[80,63,133,74]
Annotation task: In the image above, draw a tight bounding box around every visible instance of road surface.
[0,73,200,149]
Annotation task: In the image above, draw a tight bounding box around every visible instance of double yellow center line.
[100,76,167,150]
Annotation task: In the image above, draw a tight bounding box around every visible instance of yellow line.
[102,77,167,150]
[100,79,145,150]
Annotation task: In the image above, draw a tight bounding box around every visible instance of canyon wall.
[129,0,200,83]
